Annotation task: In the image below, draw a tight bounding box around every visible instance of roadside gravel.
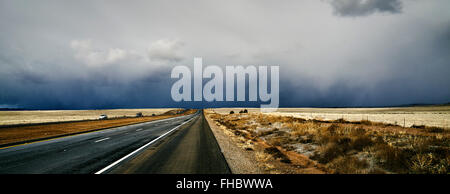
[204,112,264,174]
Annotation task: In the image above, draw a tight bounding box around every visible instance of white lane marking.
[94,115,197,174]
[136,128,143,132]
[95,137,110,143]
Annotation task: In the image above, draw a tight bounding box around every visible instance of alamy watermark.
[170,58,279,112]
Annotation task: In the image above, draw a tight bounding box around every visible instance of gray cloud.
[0,0,449,109]
[71,39,128,67]
[147,39,185,62]
[329,0,402,17]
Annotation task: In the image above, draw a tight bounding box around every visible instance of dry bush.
[410,137,433,153]
[424,126,445,133]
[349,127,366,136]
[407,137,450,174]
[334,118,349,123]
[327,155,369,174]
[367,136,450,174]
[371,143,410,173]
[412,125,426,129]
[310,124,375,164]
[409,153,434,173]
[313,142,345,163]
[288,121,323,137]
[314,124,339,145]
[409,153,449,174]
[351,136,374,151]
[359,120,373,126]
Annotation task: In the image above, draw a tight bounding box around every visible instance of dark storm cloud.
[329,0,402,17]
[279,75,450,108]
[0,70,175,109]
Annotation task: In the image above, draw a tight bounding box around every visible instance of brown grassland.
[212,106,450,129]
[0,108,176,125]
[0,109,197,146]
[206,109,450,174]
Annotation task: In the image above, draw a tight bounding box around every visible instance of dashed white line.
[94,137,110,143]
[94,115,197,174]
[136,128,143,132]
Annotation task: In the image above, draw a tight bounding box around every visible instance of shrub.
[411,125,425,129]
[360,120,373,125]
[425,127,444,133]
[314,142,345,163]
[327,155,369,174]
[335,118,349,123]
[409,153,434,174]
[373,143,410,173]
[326,124,339,135]
[351,136,374,151]
[350,127,366,137]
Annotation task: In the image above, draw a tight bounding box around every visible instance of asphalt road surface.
[109,110,231,174]
[0,110,230,174]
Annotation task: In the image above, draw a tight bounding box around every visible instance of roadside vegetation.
[207,110,450,174]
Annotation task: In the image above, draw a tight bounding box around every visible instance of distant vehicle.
[99,114,108,120]
[136,112,143,117]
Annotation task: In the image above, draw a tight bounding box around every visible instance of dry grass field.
[0,109,197,146]
[206,108,450,174]
[212,106,450,129]
[0,108,175,125]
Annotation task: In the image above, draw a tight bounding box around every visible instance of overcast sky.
[0,0,449,109]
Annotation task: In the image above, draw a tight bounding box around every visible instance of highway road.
[0,110,230,174]
[109,110,230,174]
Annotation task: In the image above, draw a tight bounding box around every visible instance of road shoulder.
[204,111,264,174]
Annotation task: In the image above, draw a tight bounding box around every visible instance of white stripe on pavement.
[94,137,110,143]
[94,114,197,174]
